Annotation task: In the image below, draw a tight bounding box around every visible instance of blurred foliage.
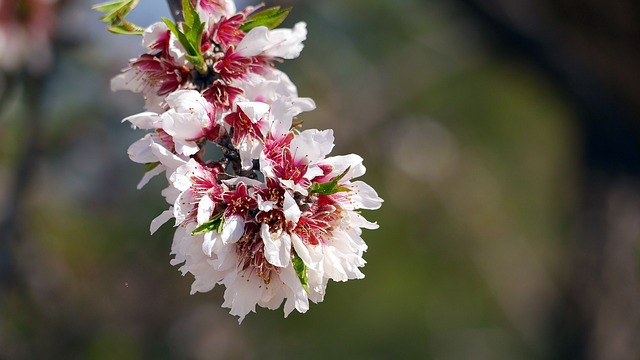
[0,0,584,359]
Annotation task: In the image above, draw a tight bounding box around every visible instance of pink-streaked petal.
[142,22,169,49]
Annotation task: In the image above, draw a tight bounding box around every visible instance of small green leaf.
[240,6,292,32]
[292,252,310,294]
[94,0,142,36]
[107,24,143,35]
[182,0,196,27]
[162,13,207,74]
[94,0,139,22]
[191,213,225,236]
[310,167,351,195]
[185,54,206,71]
[161,17,179,36]
[143,162,160,172]
[162,17,188,49]
[92,1,124,13]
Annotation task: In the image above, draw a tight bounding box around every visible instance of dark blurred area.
[0,0,639,359]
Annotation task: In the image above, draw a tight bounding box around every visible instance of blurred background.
[1,0,639,359]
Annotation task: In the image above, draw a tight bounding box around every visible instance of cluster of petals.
[114,0,382,322]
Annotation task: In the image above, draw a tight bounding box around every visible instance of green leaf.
[309,167,351,195]
[240,6,292,32]
[292,252,310,294]
[161,17,179,35]
[182,0,195,26]
[94,0,142,36]
[191,213,224,236]
[185,20,204,54]
[94,0,139,22]
[92,1,124,14]
[163,18,195,54]
[143,162,160,173]
[185,54,205,70]
[161,12,207,74]
[107,24,143,35]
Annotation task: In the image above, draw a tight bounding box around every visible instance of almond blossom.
[103,0,382,322]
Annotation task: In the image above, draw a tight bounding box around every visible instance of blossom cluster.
[109,0,382,322]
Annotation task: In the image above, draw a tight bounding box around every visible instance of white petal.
[237,101,270,123]
[142,22,169,49]
[262,22,307,59]
[222,271,263,323]
[304,164,324,181]
[173,138,200,156]
[221,215,244,244]
[261,224,291,267]
[165,90,206,113]
[197,195,215,225]
[348,181,384,210]
[221,176,263,188]
[168,35,188,65]
[290,129,334,164]
[236,22,306,60]
[202,231,223,256]
[128,134,158,164]
[137,164,165,189]
[291,233,322,270]
[279,264,310,316]
[161,184,181,205]
[150,143,187,171]
[162,110,206,141]
[171,159,201,191]
[111,69,144,93]
[123,112,162,130]
[173,190,195,225]
[319,154,366,181]
[258,199,277,212]
[150,208,174,234]
[347,211,379,230]
[235,26,271,57]
[282,191,301,224]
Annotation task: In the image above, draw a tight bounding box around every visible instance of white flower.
[112,0,383,323]
[162,90,218,155]
[233,70,316,136]
[170,158,224,227]
[196,0,237,22]
[236,22,307,60]
[260,128,335,194]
